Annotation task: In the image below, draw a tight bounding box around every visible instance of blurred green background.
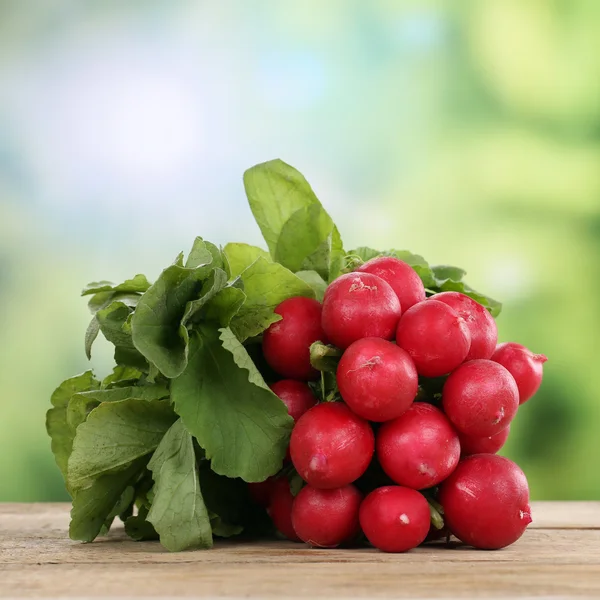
[1,0,598,502]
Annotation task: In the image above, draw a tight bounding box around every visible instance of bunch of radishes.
[250,256,547,553]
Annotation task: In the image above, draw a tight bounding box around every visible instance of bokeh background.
[1,0,598,502]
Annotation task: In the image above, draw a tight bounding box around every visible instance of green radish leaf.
[171,327,293,482]
[295,270,327,302]
[124,505,159,541]
[296,224,345,282]
[99,303,150,371]
[328,225,345,281]
[84,284,143,357]
[289,472,305,497]
[204,241,225,271]
[82,275,152,297]
[50,371,100,409]
[244,159,344,281]
[100,485,136,535]
[223,243,272,278]
[185,237,215,269]
[69,458,147,542]
[131,240,217,378]
[309,341,342,373]
[424,263,502,316]
[230,257,314,341]
[203,285,247,327]
[198,464,251,530]
[67,398,176,491]
[84,317,100,360]
[116,486,136,522]
[432,265,467,283]
[46,372,100,483]
[349,247,381,263]
[181,268,228,327]
[102,366,144,389]
[66,384,170,432]
[147,419,213,551]
[114,346,149,371]
[210,515,244,538]
[86,292,140,317]
[97,301,135,349]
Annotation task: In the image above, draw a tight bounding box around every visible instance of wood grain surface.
[0,502,599,599]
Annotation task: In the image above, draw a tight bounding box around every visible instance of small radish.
[271,380,318,461]
[377,403,460,489]
[459,426,510,457]
[290,403,374,489]
[356,256,426,312]
[396,300,471,377]
[491,342,548,404]
[292,484,362,548]
[432,292,498,360]
[322,272,401,350]
[271,380,318,422]
[442,359,518,437]
[336,337,418,422]
[248,477,276,508]
[263,297,327,380]
[267,478,301,542]
[359,486,431,553]
[439,454,532,549]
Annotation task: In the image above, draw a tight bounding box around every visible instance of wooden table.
[1,502,599,598]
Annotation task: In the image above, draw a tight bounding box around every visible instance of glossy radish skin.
[292,484,362,548]
[459,426,510,457]
[267,478,301,542]
[337,338,418,422]
[290,403,374,489]
[359,486,431,552]
[377,403,460,489]
[439,454,532,549]
[322,272,401,350]
[491,342,548,404]
[396,300,471,377]
[271,380,318,422]
[263,297,327,380]
[356,256,426,312]
[248,477,276,508]
[432,292,498,361]
[443,359,519,437]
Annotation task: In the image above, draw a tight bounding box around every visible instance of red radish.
[459,426,510,457]
[271,380,318,422]
[356,256,425,312]
[336,338,418,422]
[292,484,362,548]
[248,477,276,508]
[439,454,532,549]
[491,342,548,404]
[443,359,519,437]
[359,486,431,553]
[432,292,498,360]
[377,403,460,489]
[267,477,301,542]
[263,297,327,380]
[290,403,374,489]
[321,272,401,350]
[396,300,471,377]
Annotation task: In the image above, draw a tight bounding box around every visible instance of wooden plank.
[0,503,599,598]
[1,501,599,532]
[529,501,600,529]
